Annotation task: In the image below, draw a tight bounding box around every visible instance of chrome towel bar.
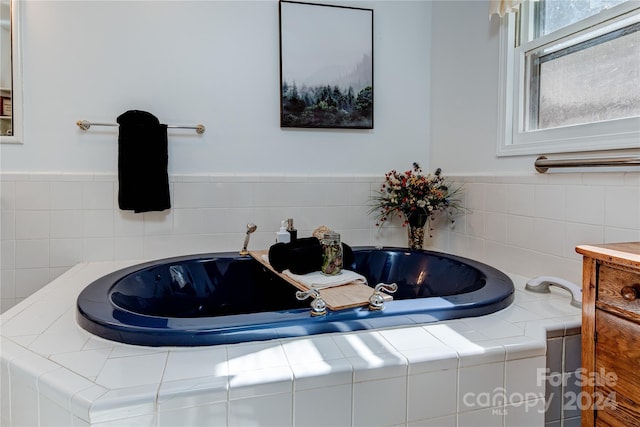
[535,155,640,173]
[76,119,205,134]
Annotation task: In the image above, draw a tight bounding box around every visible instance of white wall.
[430,0,531,174]
[0,0,431,174]
[429,0,640,174]
[1,0,639,312]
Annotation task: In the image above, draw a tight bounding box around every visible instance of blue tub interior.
[77,247,514,346]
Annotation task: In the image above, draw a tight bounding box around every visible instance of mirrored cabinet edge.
[1,0,22,144]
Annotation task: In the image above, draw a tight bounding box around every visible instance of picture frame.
[279,0,373,129]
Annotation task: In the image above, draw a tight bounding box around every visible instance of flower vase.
[406,213,429,250]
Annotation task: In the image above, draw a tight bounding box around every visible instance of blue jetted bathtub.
[76,247,514,346]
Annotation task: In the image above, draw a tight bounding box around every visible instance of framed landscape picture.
[279,1,373,129]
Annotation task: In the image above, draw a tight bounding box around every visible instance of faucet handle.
[369,282,398,311]
[296,288,327,317]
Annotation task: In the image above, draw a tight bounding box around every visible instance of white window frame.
[497,0,640,156]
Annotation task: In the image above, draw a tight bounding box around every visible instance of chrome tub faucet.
[239,223,257,256]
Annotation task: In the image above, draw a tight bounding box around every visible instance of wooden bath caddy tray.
[250,250,390,311]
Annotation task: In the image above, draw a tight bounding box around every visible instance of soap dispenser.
[276,220,291,243]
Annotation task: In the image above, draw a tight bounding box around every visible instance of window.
[497,0,640,156]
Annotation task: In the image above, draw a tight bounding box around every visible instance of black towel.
[268,237,355,275]
[117,110,171,213]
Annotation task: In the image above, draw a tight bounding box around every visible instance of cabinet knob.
[620,285,640,301]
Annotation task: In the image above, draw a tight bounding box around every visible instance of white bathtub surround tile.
[532,218,566,257]
[1,180,16,211]
[14,268,51,299]
[1,300,71,336]
[142,210,173,236]
[465,209,485,238]
[50,181,83,210]
[484,183,508,214]
[157,401,227,427]
[114,237,144,260]
[82,182,115,210]
[82,210,114,238]
[51,348,112,379]
[28,328,90,356]
[90,384,159,424]
[534,184,567,222]
[348,349,408,382]
[38,367,97,413]
[15,238,50,269]
[504,396,546,426]
[493,303,541,324]
[7,343,60,426]
[408,368,458,422]
[353,375,407,426]
[458,406,506,426]
[10,369,40,426]
[0,355,10,426]
[378,326,446,352]
[565,222,604,259]
[290,358,353,391]
[294,383,352,427]
[605,185,640,230]
[458,362,505,412]
[408,414,456,427]
[157,376,229,411]
[83,337,115,351]
[229,392,293,426]
[50,210,84,238]
[82,237,115,262]
[70,384,109,424]
[39,393,73,427]
[15,181,50,210]
[448,339,506,368]
[498,336,546,361]
[332,331,398,357]
[73,416,91,426]
[281,335,345,364]
[507,184,535,216]
[402,346,459,376]
[504,355,546,404]
[113,211,144,237]
[172,208,206,235]
[565,185,605,225]
[228,366,293,400]
[16,210,50,239]
[50,238,84,267]
[1,240,15,271]
[606,226,640,243]
[95,352,168,389]
[163,347,228,382]
[465,182,486,211]
[1,210,15,241]
[506,215,534,250]
[520,298,582,319]
[424,320,489,345]
[227,341,290,374]
[460,316,525,341]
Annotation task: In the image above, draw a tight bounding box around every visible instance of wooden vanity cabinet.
[577,242,640,426]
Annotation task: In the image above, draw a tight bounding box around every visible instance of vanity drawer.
[594,309,640,426]
[597,263,640,320]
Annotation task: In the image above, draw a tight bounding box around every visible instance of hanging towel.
[117,110,171,213]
